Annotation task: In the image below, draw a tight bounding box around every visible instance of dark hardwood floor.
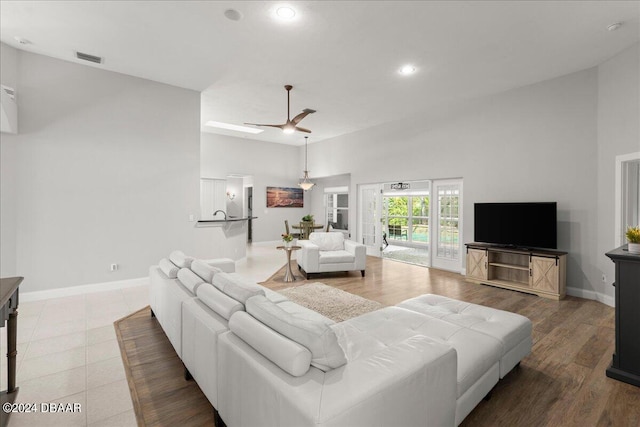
[117,256,640,426]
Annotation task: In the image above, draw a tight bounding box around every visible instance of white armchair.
[297,232,366,279]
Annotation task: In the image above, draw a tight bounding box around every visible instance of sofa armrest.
[319,335,457,427]
[298,241,320,273]
[343,240,366,270]
[203,258,236,273]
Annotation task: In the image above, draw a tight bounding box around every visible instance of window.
[325,187,348,231]
[383,193,430,245]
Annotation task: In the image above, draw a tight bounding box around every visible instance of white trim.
[324,186,348,193]
[566,286,614,307]
[614,151,640,247]
[20,277,149,302]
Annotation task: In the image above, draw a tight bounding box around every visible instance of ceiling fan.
[245,85,316,134]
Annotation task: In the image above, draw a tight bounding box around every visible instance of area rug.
[278,282,384,322]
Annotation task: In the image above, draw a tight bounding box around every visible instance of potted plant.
[281,233,294,248]
[302,214,314,223]
[626,226,640,253]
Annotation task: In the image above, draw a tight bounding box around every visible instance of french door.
[359,179,463,272]
[358,184,383,256]
[431,179,463,272]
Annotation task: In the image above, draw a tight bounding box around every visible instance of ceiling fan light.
[283,126,295,134]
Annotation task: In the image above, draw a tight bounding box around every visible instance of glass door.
[358,184,382,256]
[431,179,463,272]
[381,185,431,267]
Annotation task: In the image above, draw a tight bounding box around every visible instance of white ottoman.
[397,294,532,378]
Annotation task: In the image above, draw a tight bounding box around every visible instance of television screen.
[474,202,557,249]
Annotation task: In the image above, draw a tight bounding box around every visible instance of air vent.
[75,51,103,64]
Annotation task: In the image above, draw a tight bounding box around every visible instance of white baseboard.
[21,277,149,302]
[566,286,614,307]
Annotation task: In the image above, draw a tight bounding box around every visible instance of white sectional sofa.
[148,252,532,426]
[149,250,235,358]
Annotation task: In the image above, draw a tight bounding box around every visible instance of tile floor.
[1,242,285,427]
[382,243,430,266]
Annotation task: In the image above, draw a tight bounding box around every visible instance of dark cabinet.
[605,246,640,387]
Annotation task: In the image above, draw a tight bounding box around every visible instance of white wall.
[0,43,18,277]
[596,43,640,302]
[307,69,600,296]
[201,133,308,242]
[1,50,212,292]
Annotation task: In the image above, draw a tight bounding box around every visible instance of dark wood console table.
[605,246,640,387]
[1,276,22,427]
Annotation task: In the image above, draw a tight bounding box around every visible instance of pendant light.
[298,136,315,191]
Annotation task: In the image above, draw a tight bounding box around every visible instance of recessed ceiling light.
[205,121,264,134]
[276,6,296,20]
[224,9,243,21]
[399,65,416,75]
[607,22,623,31]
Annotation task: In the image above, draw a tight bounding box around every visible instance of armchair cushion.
[309,232,344,251]
[319,250,355,264]
[246,295,347,371]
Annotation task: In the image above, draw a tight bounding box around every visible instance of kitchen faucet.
[213,210,227,220]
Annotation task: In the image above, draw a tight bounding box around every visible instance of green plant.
[281,233,294,242]
[302,214,314,222]
[626,226,640,243]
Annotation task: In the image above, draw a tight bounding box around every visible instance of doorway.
[381,182,430,266]
[358,178,464,272]
[616,152,640,246]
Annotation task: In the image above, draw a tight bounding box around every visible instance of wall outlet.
[189,214,195,222]
[110,263,118,272]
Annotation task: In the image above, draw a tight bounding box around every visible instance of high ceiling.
[1,1,639,145]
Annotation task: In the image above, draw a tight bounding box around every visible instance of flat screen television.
[474,202,557,250]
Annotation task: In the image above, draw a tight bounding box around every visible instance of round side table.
[276,245,301,282]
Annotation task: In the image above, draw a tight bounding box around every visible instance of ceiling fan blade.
[245,86,314,134]
[244,123,285,129]
[292,108,316,125]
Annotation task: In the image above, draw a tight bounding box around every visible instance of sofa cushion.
[196,284,243,320]
[158,258,179,279]
[191,259,223,283]
[169,250,194,269]
[213,273,265,304]
[177,268,206,294]
[246,295,347,371]
[309,232,344,251]
[318,250,356,264]
[229,311,312,377]
[332,306,501,398]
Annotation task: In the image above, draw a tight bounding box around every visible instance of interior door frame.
[615,152,640,247]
